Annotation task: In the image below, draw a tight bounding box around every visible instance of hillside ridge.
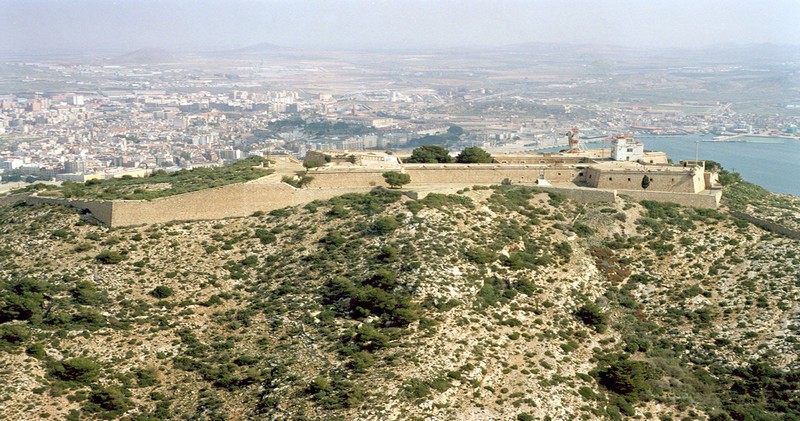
[0,184,798,420]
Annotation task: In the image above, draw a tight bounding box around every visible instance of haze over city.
[3,0,800,53]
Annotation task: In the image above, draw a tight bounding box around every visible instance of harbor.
[706,133,796,143]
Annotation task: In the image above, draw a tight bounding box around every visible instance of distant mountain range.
[5,41,799,65]
[111,47,179,64]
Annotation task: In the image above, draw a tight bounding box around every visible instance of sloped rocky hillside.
[0,185,798,420]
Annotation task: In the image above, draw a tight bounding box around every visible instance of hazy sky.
[3,0,800,53]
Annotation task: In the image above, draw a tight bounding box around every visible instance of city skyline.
[3,0,800,53]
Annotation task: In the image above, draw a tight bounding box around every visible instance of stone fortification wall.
[306,169,388,189]
[25,183,374,227]
[0,193,30,207]
[404,165,582,185]
[586,167,703,193]
[730,211,800,241]
[618,189,721,209]
[108,183,372,227]
[16,161,722,227]
[536,186,617,204]
[307,165,585,189]
[26,196,115,225]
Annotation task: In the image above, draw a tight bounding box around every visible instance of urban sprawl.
[1,56,798,185]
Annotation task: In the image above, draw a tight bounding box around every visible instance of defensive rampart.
[307,165,584,189]
[536,186,617,204]
[306,168,388,188]
[15,162,723,227]
[0,193,31,207]
[26,196,115,223]
[730,211,800,241]
[617,189,721,209]
[24,183,374,227]
[586,167,704,193]
[405,165,582,185]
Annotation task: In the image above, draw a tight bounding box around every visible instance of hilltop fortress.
[305,135,721,201]
[19,137,722,227]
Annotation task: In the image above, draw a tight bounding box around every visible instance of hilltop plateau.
[0,182,798,420]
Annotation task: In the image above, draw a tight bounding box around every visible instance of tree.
[641,175,651,189]
[597,357,654,400]
[382,171,411,189]
[575,302,608,333]
[456,147,494,163]
[50,357,101,383]
[406,145,453,163]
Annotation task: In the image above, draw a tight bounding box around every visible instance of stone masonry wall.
[308,165,585,189]
[306,170,388,189]
[536,186,617,204]
[0,193,31,207]
[26,196,115,225]
[25,183,374,227]
[405,165,583,185]
[618,189,721,209]
[107,183,373,227]
[18,163,721,227]
[586,167,703,193]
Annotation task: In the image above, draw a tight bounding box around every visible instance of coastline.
[707,133,799,143]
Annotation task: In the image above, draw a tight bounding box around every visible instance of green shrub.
[95,250,124,264]
[150,286,174,299]
[575,302,608,333]
[595,355,655,401]
[373,216,399,234]
[382,171,411,188]
[0,324,30,351]
[465,247,497,264]
[0,278,48,323]
[49,357,101,384]
[72,280,105,305]
[254,229,277,244]
[84,385,132,415]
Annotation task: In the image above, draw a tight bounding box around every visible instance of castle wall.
[586,167,704,193]
[404,165,584,185]
[617,189,721,209]
[26,196,115,225]
[0,193,30,207]
[306,170,388,188]
[307,165,587,189]
[24,183,374,227]
[18,158,722,227]
[535,186,617,203]
[106,183,372,227]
